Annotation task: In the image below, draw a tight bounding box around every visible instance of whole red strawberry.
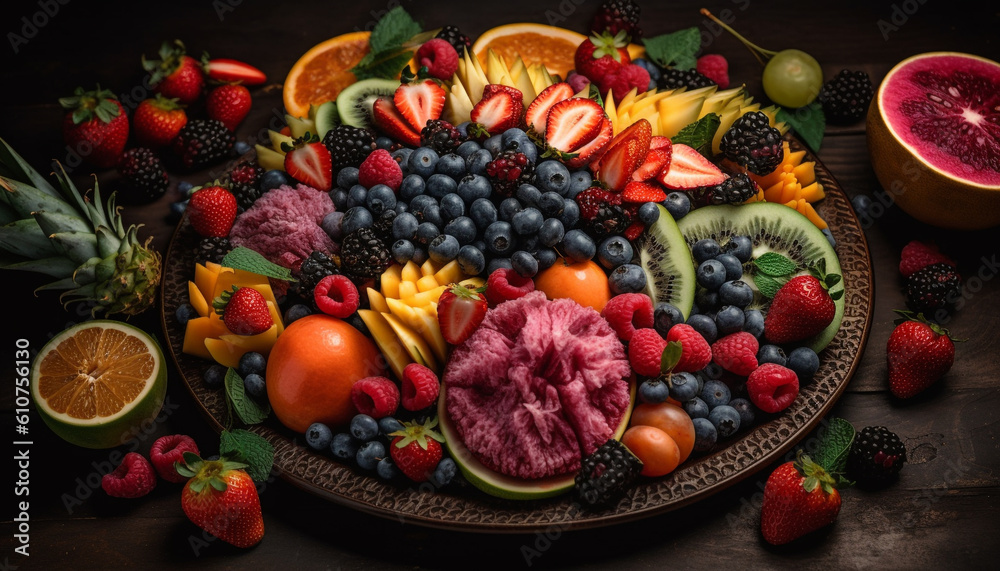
[59,86,129,168]
[214,285,273,335]
[176,453,264,548]
[206,84,252,131]
[761,453,841,545]
[143,40,205,104]
[389,417,445,482]
[574,31,631,85]
[187,184,237,237]
[764,261,843,344]
[887,311,956,398]
[133,94,188,148]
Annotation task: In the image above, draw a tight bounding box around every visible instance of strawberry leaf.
[753,273,784,299]
[753,252,797,277]
[220,429,274,482]
[777,102,825,152]
[660,341,682,374]
[670,113,720,156]
[222,246,296,282]
[587,83,605,107]
[812,417,856,480]
[642,27,700,70]
[224,368,271,425]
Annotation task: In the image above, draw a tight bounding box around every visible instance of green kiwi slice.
[637,204,697,320]
[336,78,399,129]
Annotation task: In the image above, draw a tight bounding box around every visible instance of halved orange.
[283,31,371,118]
[472,23,586,78]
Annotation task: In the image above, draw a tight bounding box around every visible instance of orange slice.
[472,23,586,77]
[283,31,371,117]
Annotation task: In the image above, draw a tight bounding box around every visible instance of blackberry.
[322,125,376,172]
[295,251,339,302]
[420,119,464,155]
[228,160,263,212]
[575,439,643,507]
[720,111,784,176]
[906,262,961,311]
[172,119,235,169]
[847,426,907,487]
[116,147,168,204]
[818,69,874,125]
[372,208,397,243]
[194,236,232,265]
[657,67,716,91]
[340,227,392,278]
[698,173,759,206]
[591,0,642,39]
[435,25,472,56]
[485,150,534,198]
[586,204,631,240]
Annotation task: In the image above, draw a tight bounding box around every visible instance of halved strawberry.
[283,137,332,191]
[565,118,613,169]
[622,180,667,203]
[650,136,672,150]
[373,96,421,147]
[632,146,672,181]
[597,119,652,191]
[658,143,727,190]
[526,82,574,135]
[545,98,607,153]
[482,84,524,107]
[394,80,446,132]
[436,283,488,345]
[470,90,522,135]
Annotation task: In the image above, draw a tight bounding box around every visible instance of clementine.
[533,258,611,313]
[630,402,696,462]
[266,314,386,432]
[283,32,371,118]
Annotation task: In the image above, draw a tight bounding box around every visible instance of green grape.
[762,50,824,108]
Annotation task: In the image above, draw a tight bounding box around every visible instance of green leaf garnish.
[660,341,682,374]
[671,113,721,156]
[224,367,270,426]
[220,429,275,482]
[753,273,784,299]
[812,417,856,482]
[221,246,296,282]
[776,102,825,152]
[642,27,701,70]
[753,252,797,277]
[349,7,424,81]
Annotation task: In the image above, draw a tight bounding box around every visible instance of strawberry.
[573,31,631,84]
[282,134,333,191]
[187,184,237,237]
[132,94,187,149]
[471,87,523,136]
[59,86,129,169]
[761,453,841,545]
[389,417,445,482]
[657,143,727,189]
[206,84,252,131]
[899,240,956,278]
[142,40,204,105]
[622,180,666,203]
[214,285,274,335]
[372,96,421,147]
[564,118,613,170]
[623,220,646,241]
[544,97,607,154]
[764,261,843,344]
[649,136,672,150]
[525,82,574,134]
[394,79,446,132]
[632,146,672,181]
[202,56,267,85]
[597,119,652,191]
[887,311,957,398]
[436,283,488,345]
[176,453,264,548]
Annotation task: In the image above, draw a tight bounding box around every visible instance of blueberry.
[697,259,727,290]
[457,174,492,203]
[342,206,374,235]
[429,457,458,488]
[260,169,291,192]
[330,189,349,211]
[436,153,467,180]
[700,379,731,408]
[455,121,471,137]
[486,257,513,274]
[568,170,593,197]
[428,234,461,263]
[375,136,394,150]
[408,194,435,217]
[411,247,428,264]
[469,198,498,230]
[391,148,414,170]
[709,405,741,438]
[719,280,753,308]
[537,192,565,218]
[743,308,765,339]
[426,173,458,199]
[516,183,541,207]
[455,140,481,159]
[757,344,787,366]
[653,302,684,337]
[597,235,633,270]
[376,457,400,480]
[414,222,441,246]
[321,211,345,240]
[439,192,465,221]
[330,433,359,460]
[203,364,226,390]
[394,202,409,214]
[337,167,360,189]
[177,180,194,195]
[532,249,554,271]
[715,253,744,281]
[639,379,671,403]
[638,202,660,225]
[421,204,444,227]
[695,289,719,312]
[668,372,699,402]
[378,417,405,436]
[692,238,721,264]
[483,134,503,156]
[701,362,724,380]
[692,418,718,452]
[283,303,312,324]
[498,198,523,222]
[527,219,562,250]
[823,228,837,248]
[408,147,439,177]
[243,373,266,401]
[167,200,187,220]
[511,250,539,278]
[787,347,820,381]
[466,149,493,175]
[365,184,397,215]
[305,422,333,451]
[501,128,536,162]
[392,239,415,264]
[535,160,571,195]
[350,414,380,441]
[511,207,544,236]
[562,229,596,262]
[457,244,486,275]
[175,303,199,326]
[729,398,755,428]
[684,396,711,419]
[444,216,477,245]
[399,174,426,202]
[715,305,745,335]
[484,221,516,256]
[238,352,267,377]
[392,212,420,240]
[851,194,873,219]
[662,192,691,220]
[559,199,580,228]
[633,58,661,82]
[722,235,753,263]
[686,314,718,344]
[356,440,385,470]
[609,263,646,294]
[521,234,540,252]
[472,240,487,253]
[347,184,368,209]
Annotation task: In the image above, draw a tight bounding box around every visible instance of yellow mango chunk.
[433,260,464,285]
[416,274,441,293]
[194,263,220,302]
[358,309,411,379]
[220,324,279,355]
[183,317,229,361]
[205,337,244,369]
[380,264,403,299]
[368,288,390,314]
[383,313,438,372]
[401,260,421,283]
[398,280,418,300]
[188,281,210,317]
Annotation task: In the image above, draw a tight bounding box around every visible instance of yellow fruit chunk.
[205,337,244,369]
[420,258,440,277]
[433,260,463,285]
[398,280,418,300]
[358,309,411,379]
[194,263,220,302]
[386,297,421,330]
[183,317,230,361]
[413,305,448,363]
[460,277,486,289]
[383,313,438,372]
[400,260,421,283]
[188,281,210,317]
[416,274,441,293]
[784,199,828,230]
[266,301,284,336]
[367,288,390,314]
[402,285,447,308]
[221,325,279,355]
[380,264,403,299]
[799,182,826,203]
[254,145,286,172]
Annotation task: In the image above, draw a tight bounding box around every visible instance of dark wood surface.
[2,1,999,568]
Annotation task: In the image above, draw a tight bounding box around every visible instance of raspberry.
[696,54,730,89]
[485,267,535,307]
[102,452,157,498]
[747,363,799,413]
[314,274,360,318]
[598,63,651,102]
[666,323,712,372]
[358,148,402,191]
[899,240,956,278]
[415,38,460,81]
[711,331,759,376]
[628,328,667,377]
[601,293,654,342]
[351,376,401,419]
[149,434,201,483]
[401,363,440,411]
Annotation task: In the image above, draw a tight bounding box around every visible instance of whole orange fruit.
[621,425,681,477]
[533,258,611,313]
[266,314,386,432]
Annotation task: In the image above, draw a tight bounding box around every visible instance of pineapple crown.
[142,39,189,83]
[58,85,121,125]
[175,451,247,493]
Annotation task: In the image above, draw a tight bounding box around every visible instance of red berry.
[102,452,157,498]
[415,38,460,80]
[899,240,956,278]
[629,328,668,377]
[601,293,655,342]
[400,363,440,411]
[598,63,651,102]
[313,274,360,318]
[666,324,712,372]
[711,332,759,376]
[485,267,535,307]
[747,363,799,413]
[206,84,251,131]
[358,148,403,192]
[696,54,730,89]
[149,434,201,483]
[351,376,401,418]
[187,185,238,238]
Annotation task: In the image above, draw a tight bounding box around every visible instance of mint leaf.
[661,341,682,374]
[369,6,421,54]
[224,368,270,425]
[351,50,415,81]
[753,273,784,299]
[777,102,825,152]
[350,6,423,80]
[587,83,604,107]
[753,252,797,277]
[671,113,721,155]
[220,429,274,482]
[642,27,700,71]
[222,247,295,282]
[812,418,856,478]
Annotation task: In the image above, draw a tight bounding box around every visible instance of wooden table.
[2,0,999,568]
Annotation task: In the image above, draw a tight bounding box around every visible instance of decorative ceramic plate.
[160,137,873,533]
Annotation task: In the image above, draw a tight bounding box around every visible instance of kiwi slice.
[336,78,400,129]
[677,202,844,352]
[312,100,339,139]
[637,204,697,320]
